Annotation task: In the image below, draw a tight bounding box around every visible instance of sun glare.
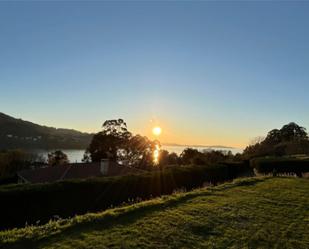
[152,126,162,136]
[153,144,160,164]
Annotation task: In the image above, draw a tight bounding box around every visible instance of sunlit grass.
[1,177,308,249]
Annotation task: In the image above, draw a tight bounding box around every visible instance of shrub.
[221,161,253,178]
[0,163,249,230]
[250,156,309,177]
[0,150,44,178]
[0,174,18,185]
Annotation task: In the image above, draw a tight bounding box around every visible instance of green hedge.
[0,163,250,230]
[0,174,18,185]
[220,161,252,178]
[250,157,309,176]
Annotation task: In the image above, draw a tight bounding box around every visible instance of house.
[17,159,145,184]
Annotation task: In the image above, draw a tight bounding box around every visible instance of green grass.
[0,177,308,249]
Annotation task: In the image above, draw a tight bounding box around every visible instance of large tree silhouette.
[244,122,309,158]
[85,119,132,162]
[84,119,158,169]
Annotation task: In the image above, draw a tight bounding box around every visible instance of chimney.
[100,159,109,175]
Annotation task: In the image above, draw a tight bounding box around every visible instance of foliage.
[84,119,159,169]
[244,122,309,158]
[0,150,43,177]
[47,150,69,166]
[0,174,18,185]
[0,163,251,230]
[1,177,308,249]
[122,135,158,169]
[0,112,92,150]
[179,148,234,165]
[85,119,131,162]
[251,156,309,177]
[221,161,253,178]
[158,150,180,166]
[101,119,131,138]
[180,148,201,164]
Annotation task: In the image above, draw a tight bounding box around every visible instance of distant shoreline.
[162,143,237,150]
[34,146,244,163]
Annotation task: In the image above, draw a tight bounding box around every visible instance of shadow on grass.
[2,177,267,249]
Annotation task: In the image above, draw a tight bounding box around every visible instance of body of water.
[163,145,243,156]
[36,146,243,163]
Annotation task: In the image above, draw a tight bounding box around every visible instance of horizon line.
[162,142,239,149]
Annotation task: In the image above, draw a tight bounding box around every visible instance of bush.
[250,156,309,177]
[0,174,18,185]
[0,150,43,178]
[221,161,253,178]
[0,163,250,230]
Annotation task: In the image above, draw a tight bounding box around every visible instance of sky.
[1,1,309,148]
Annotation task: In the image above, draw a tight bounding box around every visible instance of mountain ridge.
[0,112,93,150]
[162,142,235,149]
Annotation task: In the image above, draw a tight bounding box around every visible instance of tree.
[85,119,132,162]
[202,150,227,164]
[0,150,44,177]
[102,119,132,139]
[166,152,180,165]
[249,136,265,146]
[264,123,308,145]
[243,122,309,158]
[48,150,69,166]
[121,135,158,169]
[180,148,201,165]
[264,129,282,145]
[84,119,159,169]
[280,122,307,141]
[158,150,170,166]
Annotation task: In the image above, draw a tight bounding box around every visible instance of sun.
[152,126,162,136]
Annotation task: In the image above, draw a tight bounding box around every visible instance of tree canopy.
[84,119,132,162]
[48,150,69,166]
[179,148,233,165]
[244,122,309,158]
[84,119,159,169]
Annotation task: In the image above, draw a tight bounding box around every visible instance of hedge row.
[250,157,309,176]
[221,161,253,178]
[0,163,250,230]
[0,174,18,186]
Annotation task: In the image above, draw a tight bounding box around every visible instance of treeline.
[243,122,309,158]
[241,122,309,177]
[84,119,241,170]
[0,162,252,230]
[176,148,241,166]
[0,148,241,184]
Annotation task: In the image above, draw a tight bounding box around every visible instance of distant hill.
[162,142,235,149]
[0,112,93,150]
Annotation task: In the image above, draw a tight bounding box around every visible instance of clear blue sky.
[1,1,309,147]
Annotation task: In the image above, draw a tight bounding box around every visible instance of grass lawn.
[1,177,308,249]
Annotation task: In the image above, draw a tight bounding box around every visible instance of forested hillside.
[0,113,93,149]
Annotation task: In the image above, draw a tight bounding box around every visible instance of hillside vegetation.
[0,112,92,149]
[1,177,308,249]
[0,163,251,230]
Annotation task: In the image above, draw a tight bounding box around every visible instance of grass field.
[0,177,308,249]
